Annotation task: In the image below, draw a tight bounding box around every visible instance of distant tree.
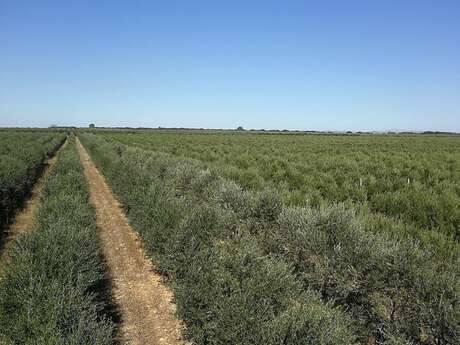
[236,126,244,131]
[89,123,95,128]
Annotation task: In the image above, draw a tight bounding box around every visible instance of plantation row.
[0,130,66,233]
[80,132,459,345]
[97,130,460,259]
[0,137,115,344]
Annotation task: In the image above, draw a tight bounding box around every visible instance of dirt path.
[0,139,67,266]
[76,138,188,345]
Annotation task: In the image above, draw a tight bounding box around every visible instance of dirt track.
[0,139,67,266]
[76,138,187,345]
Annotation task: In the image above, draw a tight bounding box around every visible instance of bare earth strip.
[0,138,67,266]
[76,138,188,345]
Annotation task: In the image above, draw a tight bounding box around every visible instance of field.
[0,128,459,345]
[0,136,114,343]
[98,130,460,254]
[81,130,459,345]
[0,130,65,234]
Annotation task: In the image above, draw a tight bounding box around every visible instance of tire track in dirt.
[0,138,67,267]
[76,138,188,345]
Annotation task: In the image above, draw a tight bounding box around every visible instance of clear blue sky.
[1,0,459,131]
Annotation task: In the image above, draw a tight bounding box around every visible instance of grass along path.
[76,137,188,345]
[0,138,67,267]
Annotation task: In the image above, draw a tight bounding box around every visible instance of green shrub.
[274,205,459,344]
[0,131,65,232]
[97,129,460,247]
[79,132,459,345]
[0,139,115,344]
[79,133,357,345]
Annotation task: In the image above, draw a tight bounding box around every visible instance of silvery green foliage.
[0,130,65,232]
[79,132,357,345]
[276,205,459,343]
[79,132,459,345]
[0,139,114,344]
